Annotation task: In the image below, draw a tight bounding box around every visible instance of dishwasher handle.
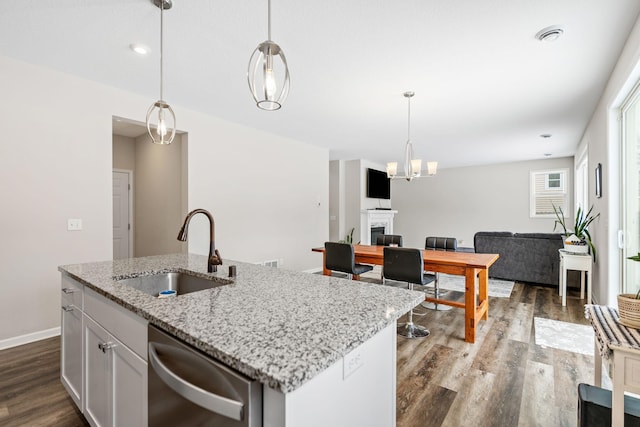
[148,342,244,421]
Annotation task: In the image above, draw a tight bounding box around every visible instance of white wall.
[0,55,328,343]
[577,14,640,305]
[329,160,344,242]
[391,157,574,250]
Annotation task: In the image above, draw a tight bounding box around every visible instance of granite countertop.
[59,253,424,393]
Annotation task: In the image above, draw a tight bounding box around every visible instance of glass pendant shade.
[386,162,398,177]
[146,100,176,145]
[427,161,438,176]
[248,41,290,110]
[248,0,290,111]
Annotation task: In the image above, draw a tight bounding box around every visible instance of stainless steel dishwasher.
[148,325,262,426]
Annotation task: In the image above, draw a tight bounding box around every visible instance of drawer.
[61,274,83,309]
[84,287,148,360]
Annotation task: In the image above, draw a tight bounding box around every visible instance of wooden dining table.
[312,244,499,343]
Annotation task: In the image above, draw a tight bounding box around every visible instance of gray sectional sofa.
[473,231,574,286]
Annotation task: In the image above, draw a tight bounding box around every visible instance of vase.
[563,234,589,254]
[617,294,640,328]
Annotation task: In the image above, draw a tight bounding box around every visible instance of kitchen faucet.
[177,209,222,273]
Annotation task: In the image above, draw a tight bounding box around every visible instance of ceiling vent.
[536,26,564,42]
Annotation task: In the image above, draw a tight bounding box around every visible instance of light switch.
[67,219,83,231]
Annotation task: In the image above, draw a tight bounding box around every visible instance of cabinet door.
[112,341,147,426]
[61,302,83,410]
[84,316,112,427]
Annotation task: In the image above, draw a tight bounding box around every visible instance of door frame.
[113,169,134,259]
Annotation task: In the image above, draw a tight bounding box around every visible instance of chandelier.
[386,91,437,181]
[145,0,176,145]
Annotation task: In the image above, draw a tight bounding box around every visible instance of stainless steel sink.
[116,271,232,297]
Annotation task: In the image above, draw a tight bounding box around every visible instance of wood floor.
[0,336,87,426]
[395,282,593,427]
[0,282,592,427]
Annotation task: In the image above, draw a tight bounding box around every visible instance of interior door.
[113,170,131,260]
[621,87,640,295]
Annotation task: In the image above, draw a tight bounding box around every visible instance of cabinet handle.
[62,305,74,312]
[62,287,76,294]
[98,342,114,353]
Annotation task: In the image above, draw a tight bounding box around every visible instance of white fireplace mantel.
[361,210,398,245]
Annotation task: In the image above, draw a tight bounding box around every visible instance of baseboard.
[304,267,323,274]
[0,327,61,350]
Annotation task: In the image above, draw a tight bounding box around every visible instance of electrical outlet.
[343,349,364,379]
[67,219,83,231]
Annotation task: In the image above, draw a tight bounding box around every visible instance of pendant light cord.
[267,0,272,41]
[407,95,411,141]
[159,0,164,101]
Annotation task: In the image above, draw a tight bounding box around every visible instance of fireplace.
[370,226,385,245]
[360,210,398,245]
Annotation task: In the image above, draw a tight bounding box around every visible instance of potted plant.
[338,227,356,244]
[553,205,600,261]
[617,252,640,328]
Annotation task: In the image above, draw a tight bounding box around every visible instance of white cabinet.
[83,287,148,427]
[60,274,84,410]
[84,315,147,427]
[61,273,147,427]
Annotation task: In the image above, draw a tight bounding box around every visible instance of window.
[621,84,640,295]
[530,169,568,217]
[546,173,561,189]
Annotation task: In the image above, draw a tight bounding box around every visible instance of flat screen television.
[367,168,391,199]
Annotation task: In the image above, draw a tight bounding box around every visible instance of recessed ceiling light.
[535,26,564,42]
[540,134,552,139]
[129,43,150,55]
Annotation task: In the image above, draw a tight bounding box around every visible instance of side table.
[559,249,592,306]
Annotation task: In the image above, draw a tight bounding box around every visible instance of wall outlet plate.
[67,219,83,231]
[343,349,364,379]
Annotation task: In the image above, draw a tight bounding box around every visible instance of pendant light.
[247,0,290,111]
[146,0,176,145]
[386,91,438,181]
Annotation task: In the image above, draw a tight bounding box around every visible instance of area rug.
[435,274,515,298]
[534,317,593,356]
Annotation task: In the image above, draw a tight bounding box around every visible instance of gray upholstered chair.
[423,236,458,311]
[383,247,433,338]
[324,242,373,280]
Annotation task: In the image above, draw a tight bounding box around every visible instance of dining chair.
[375,234,403,247]
[423,236,458,311]
[376,234,403,282]
[324,242,374,280]
[383,247,433,338]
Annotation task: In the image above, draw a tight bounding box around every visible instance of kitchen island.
[59,253,424,426]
